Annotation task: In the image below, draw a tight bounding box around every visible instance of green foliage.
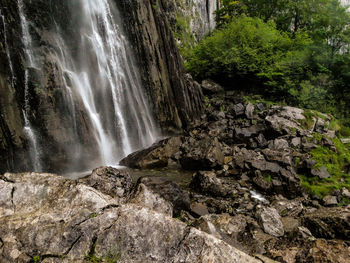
[185,0,350,123]
[32,256,41,263]
[338,126,350,137]
[173,12,196,54]
[262,173,272,183]
[90,213,98,219]
[300,137,350,198]
[185,15,311,97]
[85,239,121,263]
[297,109,325,130]
[243,95,278,108]
[85,252,121,263]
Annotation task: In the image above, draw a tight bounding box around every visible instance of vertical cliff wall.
[0,0,29,172]
[117,0,204,131]
[166,0,220,41]
[0,0,203,173]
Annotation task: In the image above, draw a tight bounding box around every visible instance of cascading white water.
[16,0,158,170]
[50,0,158,167]
[0,10,14,86]
[18,0,42,171]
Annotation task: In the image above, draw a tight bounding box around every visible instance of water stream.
[0,10,14,86]
[18,0,42,172]
[17,0,158,171]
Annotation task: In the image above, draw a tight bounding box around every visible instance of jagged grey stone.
[0,170,261,263]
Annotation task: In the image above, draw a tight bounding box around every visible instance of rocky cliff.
[117,0,204,131]
[159,0,220,47]
[0,0,204,173]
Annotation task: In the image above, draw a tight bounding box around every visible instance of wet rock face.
[0,0,204,173]
[117,0,204,131]
[0,168,260,263]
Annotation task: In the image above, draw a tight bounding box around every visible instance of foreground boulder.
[120,137,182,169]
[0,168,260,263]
[130,176,190,216]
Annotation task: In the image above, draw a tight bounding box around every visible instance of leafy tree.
[206,0,350,121]
[185,16,311,96]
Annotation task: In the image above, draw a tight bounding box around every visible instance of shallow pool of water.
[62,166,194,190]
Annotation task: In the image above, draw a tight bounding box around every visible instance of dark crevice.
[102,218,120,232]
[73,204,119,227]
[11,186,15,212]
[206,0,210,25]
[0,237,4,249]
[86,236,98,259]
[170,226,191,263]
[0,174,15,183]
[73,215,94,228]
[101,204,119,211]
[63,234,83,256]
[253,255,266,263]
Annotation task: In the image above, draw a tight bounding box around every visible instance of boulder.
[311,166,330,179]
[130,183,173,216]
[291,137,301,147]
[269,239,350,263]
[190,202,210,217]
[340,138,350,144]
[268,138,289,151]
[233,103,245,116]
[322,195,338,207]
[272,198,304,217]
[265,115,302,136]
[302,206,350,240]
[0,170,261,263]
[233,124,265,143]
[256,103,266,111]
[252,171,273,191]
[131,176,190,216]
[78,166,132,201]
[201,79,223,95]
[120,137,182,169]
[245,103,255,119]
[278,106,306,121]
[257,207,285,237]
[296,239,350,263]
[341,187,350,198]
[314,118,326,133]
[192,214,248,246]
[180,137,224,170]
[190,171,233,198]
[262,149,292,166]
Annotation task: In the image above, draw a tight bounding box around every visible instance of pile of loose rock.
[120,90,350,262]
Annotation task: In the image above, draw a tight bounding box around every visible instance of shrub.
[185,16,310,96]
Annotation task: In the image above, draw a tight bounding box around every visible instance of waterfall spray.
[0,10,15,86]
[16,0,158,171]
[18,0,42,171]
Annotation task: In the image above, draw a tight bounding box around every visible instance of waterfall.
[17,0,158,170]
[0,10,15,86]
[18,0,42,172]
